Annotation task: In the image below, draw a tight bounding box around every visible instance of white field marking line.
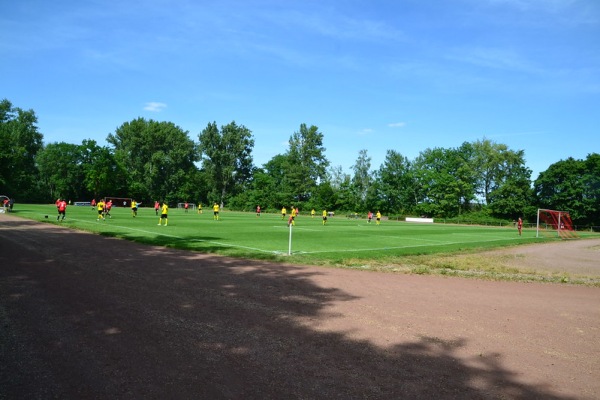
[350,233,454,245]
[189,240,275,254]
[451,233,509,240]
[69,218,275,254]
[343,226,513,242]
[276,224,455,244]
[336,228,456,244]
[289,227,323,232]
[299,237,521,254]
[272,225,326,232]
[398,236,455,244]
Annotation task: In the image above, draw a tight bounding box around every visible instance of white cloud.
[485,0,577,12]
[261,9,406,43]
[447,47,541,74]
[358,128,373,135]
[144,102,167,112]
[387,122,406,128]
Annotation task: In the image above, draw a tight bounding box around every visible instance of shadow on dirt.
[0,217,577,399]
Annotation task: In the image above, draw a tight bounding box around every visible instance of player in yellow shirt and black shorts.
[97,199,105,221]
[158,202,168,226]
[131,199,138,217]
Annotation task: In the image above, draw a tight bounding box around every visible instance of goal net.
[105,197,133,207]
[536,209,578,239]
[177,202,195,211]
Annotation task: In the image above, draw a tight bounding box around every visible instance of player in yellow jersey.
[281,206,287,220]
[197,203,202,214]
[322,209,327,225]
[376,210,382,225]
[158,202,169,226]
[213,203,220,220]
[311,209,315,218]
[290,206,297,226]
[97,199,105,220]
[131,199,138,217]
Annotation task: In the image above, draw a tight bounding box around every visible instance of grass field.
[10,204,587,256]
[8,203,600,284]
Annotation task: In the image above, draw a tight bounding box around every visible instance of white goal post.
[177,202,196,211]
[536,208,577,239]
[104,197,133,207]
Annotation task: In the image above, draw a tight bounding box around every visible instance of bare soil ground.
[1,214,599,399]
[484,236,599,272]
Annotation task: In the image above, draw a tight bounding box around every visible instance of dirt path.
[1,215,599,399]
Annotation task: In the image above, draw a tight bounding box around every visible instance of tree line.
[1,98,598,226]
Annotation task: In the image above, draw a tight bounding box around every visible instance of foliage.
[35,140,126,202]
[261,156,293,207]
[198,121,254,206]
[0,99,44,200]
[108,118,199,204]
[309,181,338,211]
[472,139,529,205]
[36,142,82,201]
[374,150,414,214]
[3,98,598,224]
[350,149,372,211]
[412,146,476,218]
[440,209,511,225]
[285,123,329,203]
[533,153,600,225]
[80,140,127,200]
[582,153,600,225]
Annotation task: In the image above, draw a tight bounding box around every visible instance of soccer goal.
[105,197,133,207]
[536,209,578,239]
[177,203,195,212]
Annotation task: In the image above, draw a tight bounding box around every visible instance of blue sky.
[2,0,599,179]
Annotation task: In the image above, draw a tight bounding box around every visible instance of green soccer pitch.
[12,203,596,267]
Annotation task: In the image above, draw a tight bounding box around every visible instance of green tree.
[487,163,533,219]
[79,140,127,200]
[412,146,476,218]
[36,142,82,202]
[36,140,125,203]
[327,165,348,191]
[310,181,338,211]
[581,153,600,225]
[334,174,355,212]
[246,168,277,210]
[108,118,198,203]
[350,149,372,211]
[263,154,294,207]
[375,150,414,214]
[472,139,528,206]
[533,155,598,225]
[326,165,352,212]
[0,99,44,200]
[198,121,254,206]
[285,123,329,204]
